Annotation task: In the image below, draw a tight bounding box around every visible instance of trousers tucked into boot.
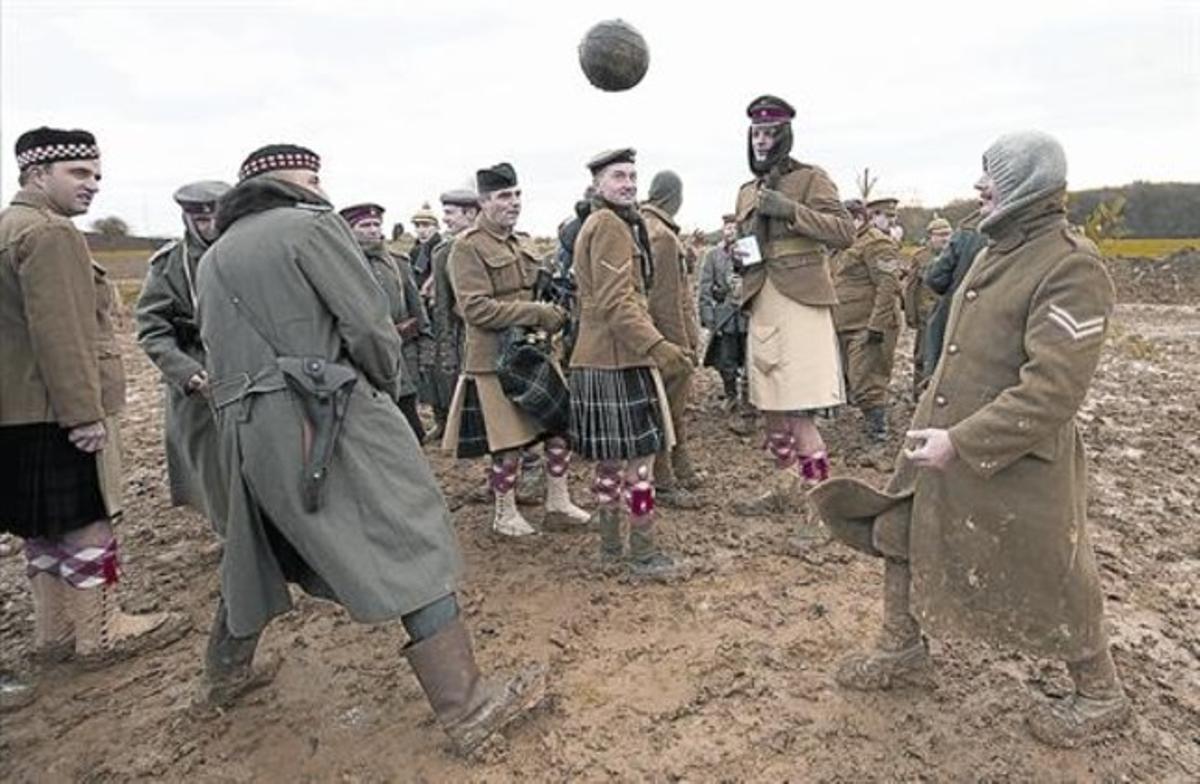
[1027,646,1131,748]
[195,599,275,708]
[835,558,930,690]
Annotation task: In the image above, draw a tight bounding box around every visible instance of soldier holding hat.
[136,180,232,530]
[570,148,689,580]
[194,144,544,753]
[1,127,190,673]
[832,196,905,444]
[339,201,429,441]
[902,216,953,397]
[427,188,479,443]
[813,130,1130,747]
[730,96,856,516]
[444,162,590,537]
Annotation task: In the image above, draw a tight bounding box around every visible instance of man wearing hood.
[730,96,856,517]
[813,131,1129,748]
[570,149,690,580]
[137,180,232,529]
[339,202,428,442]
[640,171,703,508]
[194,144,544,754]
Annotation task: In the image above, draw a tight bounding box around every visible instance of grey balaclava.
[978,130,1067,233]
[647,170,683,217]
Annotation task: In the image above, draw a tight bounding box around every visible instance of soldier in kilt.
[569,149,691,581]
[1,127,190,677]
[443,163,590,537]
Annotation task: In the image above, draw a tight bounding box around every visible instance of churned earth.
[1,299,1197,782]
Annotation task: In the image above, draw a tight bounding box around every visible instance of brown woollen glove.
[649,340,691,378]
[757,188,798,220]
[533,303,567,333]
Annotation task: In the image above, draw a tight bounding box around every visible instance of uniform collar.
[640,202,679,232]
[477,212,514,242]
[11,187,61,215]
[985,191,1066,253]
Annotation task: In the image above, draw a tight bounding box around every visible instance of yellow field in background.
[93,248,156,279]
[1100,238,1200,258]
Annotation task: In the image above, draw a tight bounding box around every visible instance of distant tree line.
[898,182,1200,243]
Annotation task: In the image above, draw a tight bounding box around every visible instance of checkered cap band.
[239,151,321,182]
[16,143,100,168]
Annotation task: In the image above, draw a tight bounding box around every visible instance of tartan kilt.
[0,422,108,538]
[451,379,491,459]
[569,367,667,461]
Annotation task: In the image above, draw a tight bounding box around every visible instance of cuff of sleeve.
[946,423,1006,479]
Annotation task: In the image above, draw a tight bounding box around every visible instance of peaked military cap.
[238,143,320,182]
[926,217,953,233]
[439,188,479,208]
[476,163,518,194]
[411,202,438,225]
[15,127,99,169]
[173,180,231,215]
[866,196,899,216]
[746,95,796,125]
[586,147,637,175]
[339,202,386,226]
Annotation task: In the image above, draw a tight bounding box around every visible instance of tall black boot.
[194,600,277,708]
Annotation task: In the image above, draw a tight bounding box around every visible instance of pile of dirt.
[1105,249,1200,304]
[2,306,1198,781]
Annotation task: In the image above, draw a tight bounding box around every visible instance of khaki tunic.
[863,198,1114,661]
[443,215,550,455]
[362,245,427,399]
[135,236,226,524]
[0,189,126,516]
[196,177,459,637]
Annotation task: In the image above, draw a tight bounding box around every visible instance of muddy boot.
[68,582,191,668]
[732,469,800,517]
[864,407,889,445]
[656,484,703,510]
[492,488,537,537]
[404,617,546,756]
[1027,648,1131,748]
[29,572,75,664]
[0,670,37,713]
[194,601,278,709]
[727,406,757,436]
[671,445,704,490]
[836,559,931,690]
[628,521,689,582]
[543,473,590,530]
[594,506,624,563]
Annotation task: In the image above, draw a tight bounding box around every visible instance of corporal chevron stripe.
[1048,303,1105,341]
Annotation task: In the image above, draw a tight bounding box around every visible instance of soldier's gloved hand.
[756,188,797,220]
[649,339,692,378]
[866,329,886,345]
[533,303,568,333]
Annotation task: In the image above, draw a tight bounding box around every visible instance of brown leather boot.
[29,573,75,664]
[68,583,192,668]
[403,618,545,755]
[671,445,704,490]
[1027,648,1131,748]
[836,559,931,690]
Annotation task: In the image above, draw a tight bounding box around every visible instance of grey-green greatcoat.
[362,243,428,399]
[815,194,1114,661]
[196,177,460,637]
[135,235,226,526]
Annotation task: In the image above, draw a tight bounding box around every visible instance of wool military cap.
[866,197,899,216]
[926,217,953,233]
[476,163,518,194]
[411,202,438,225]
[15,127,100,169]
[339,202,385,226]
[586,147,636,175]
[173,180,231,216]
[238,143,320,182]
[746,95,795,125]
[439,189,480,208]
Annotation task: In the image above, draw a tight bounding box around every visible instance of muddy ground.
[1,302,1197,783]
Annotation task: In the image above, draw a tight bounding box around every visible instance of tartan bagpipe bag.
[495,326,570,434]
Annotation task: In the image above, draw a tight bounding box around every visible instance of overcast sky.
[2,0,1197,238]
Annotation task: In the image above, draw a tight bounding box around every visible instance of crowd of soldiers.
[0,101,1132,753]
